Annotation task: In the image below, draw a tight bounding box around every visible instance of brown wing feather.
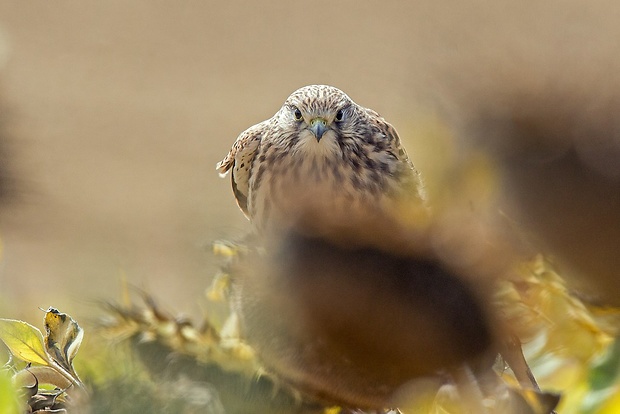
[216,120,268,216]
[365,108,426,202]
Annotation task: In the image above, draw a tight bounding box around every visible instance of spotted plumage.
[217,85,425,231]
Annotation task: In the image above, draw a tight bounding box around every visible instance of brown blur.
[0,1,619,318]
[231,225,499,409]
[456,88,620,305]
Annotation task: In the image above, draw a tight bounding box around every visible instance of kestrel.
[217,85,425,232]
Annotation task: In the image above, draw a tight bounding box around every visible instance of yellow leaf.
[212,240,244,257]
[0,319,50,366]
[595,387,620,414]
[207,272,231,302]
[43,307,83,379]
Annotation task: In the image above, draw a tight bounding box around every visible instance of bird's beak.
[309,118,328,141]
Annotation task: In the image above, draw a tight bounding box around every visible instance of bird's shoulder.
[216,119,271,217]
[363,108,427,202]
[363,108,411,167]
[216,120,269,176]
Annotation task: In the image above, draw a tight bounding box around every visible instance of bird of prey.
[217,85,426,232]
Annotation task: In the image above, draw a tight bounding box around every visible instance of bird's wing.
[216,120,269,217]
[365,108,426,201]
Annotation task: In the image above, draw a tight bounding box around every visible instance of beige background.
[0,1,618,320]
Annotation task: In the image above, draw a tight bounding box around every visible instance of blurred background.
[0,0,619,323]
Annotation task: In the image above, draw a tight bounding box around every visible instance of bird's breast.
[247,147,400,233]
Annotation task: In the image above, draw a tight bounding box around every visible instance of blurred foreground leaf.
[579,337,620,414]
[0,369,20,414]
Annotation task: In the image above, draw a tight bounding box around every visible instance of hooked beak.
[309,118,328,141]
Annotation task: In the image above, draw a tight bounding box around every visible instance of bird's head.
[273,85,366,156]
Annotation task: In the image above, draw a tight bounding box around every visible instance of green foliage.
[2,255,620,413]
[0,308,86,413]
[0,369,20,414]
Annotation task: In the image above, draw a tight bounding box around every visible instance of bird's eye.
[335,109,344,122]
[293,107,303,121]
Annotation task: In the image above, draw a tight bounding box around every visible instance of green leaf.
[589,337,620,391]
[0,369,21,414]
[0,319,50,366]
